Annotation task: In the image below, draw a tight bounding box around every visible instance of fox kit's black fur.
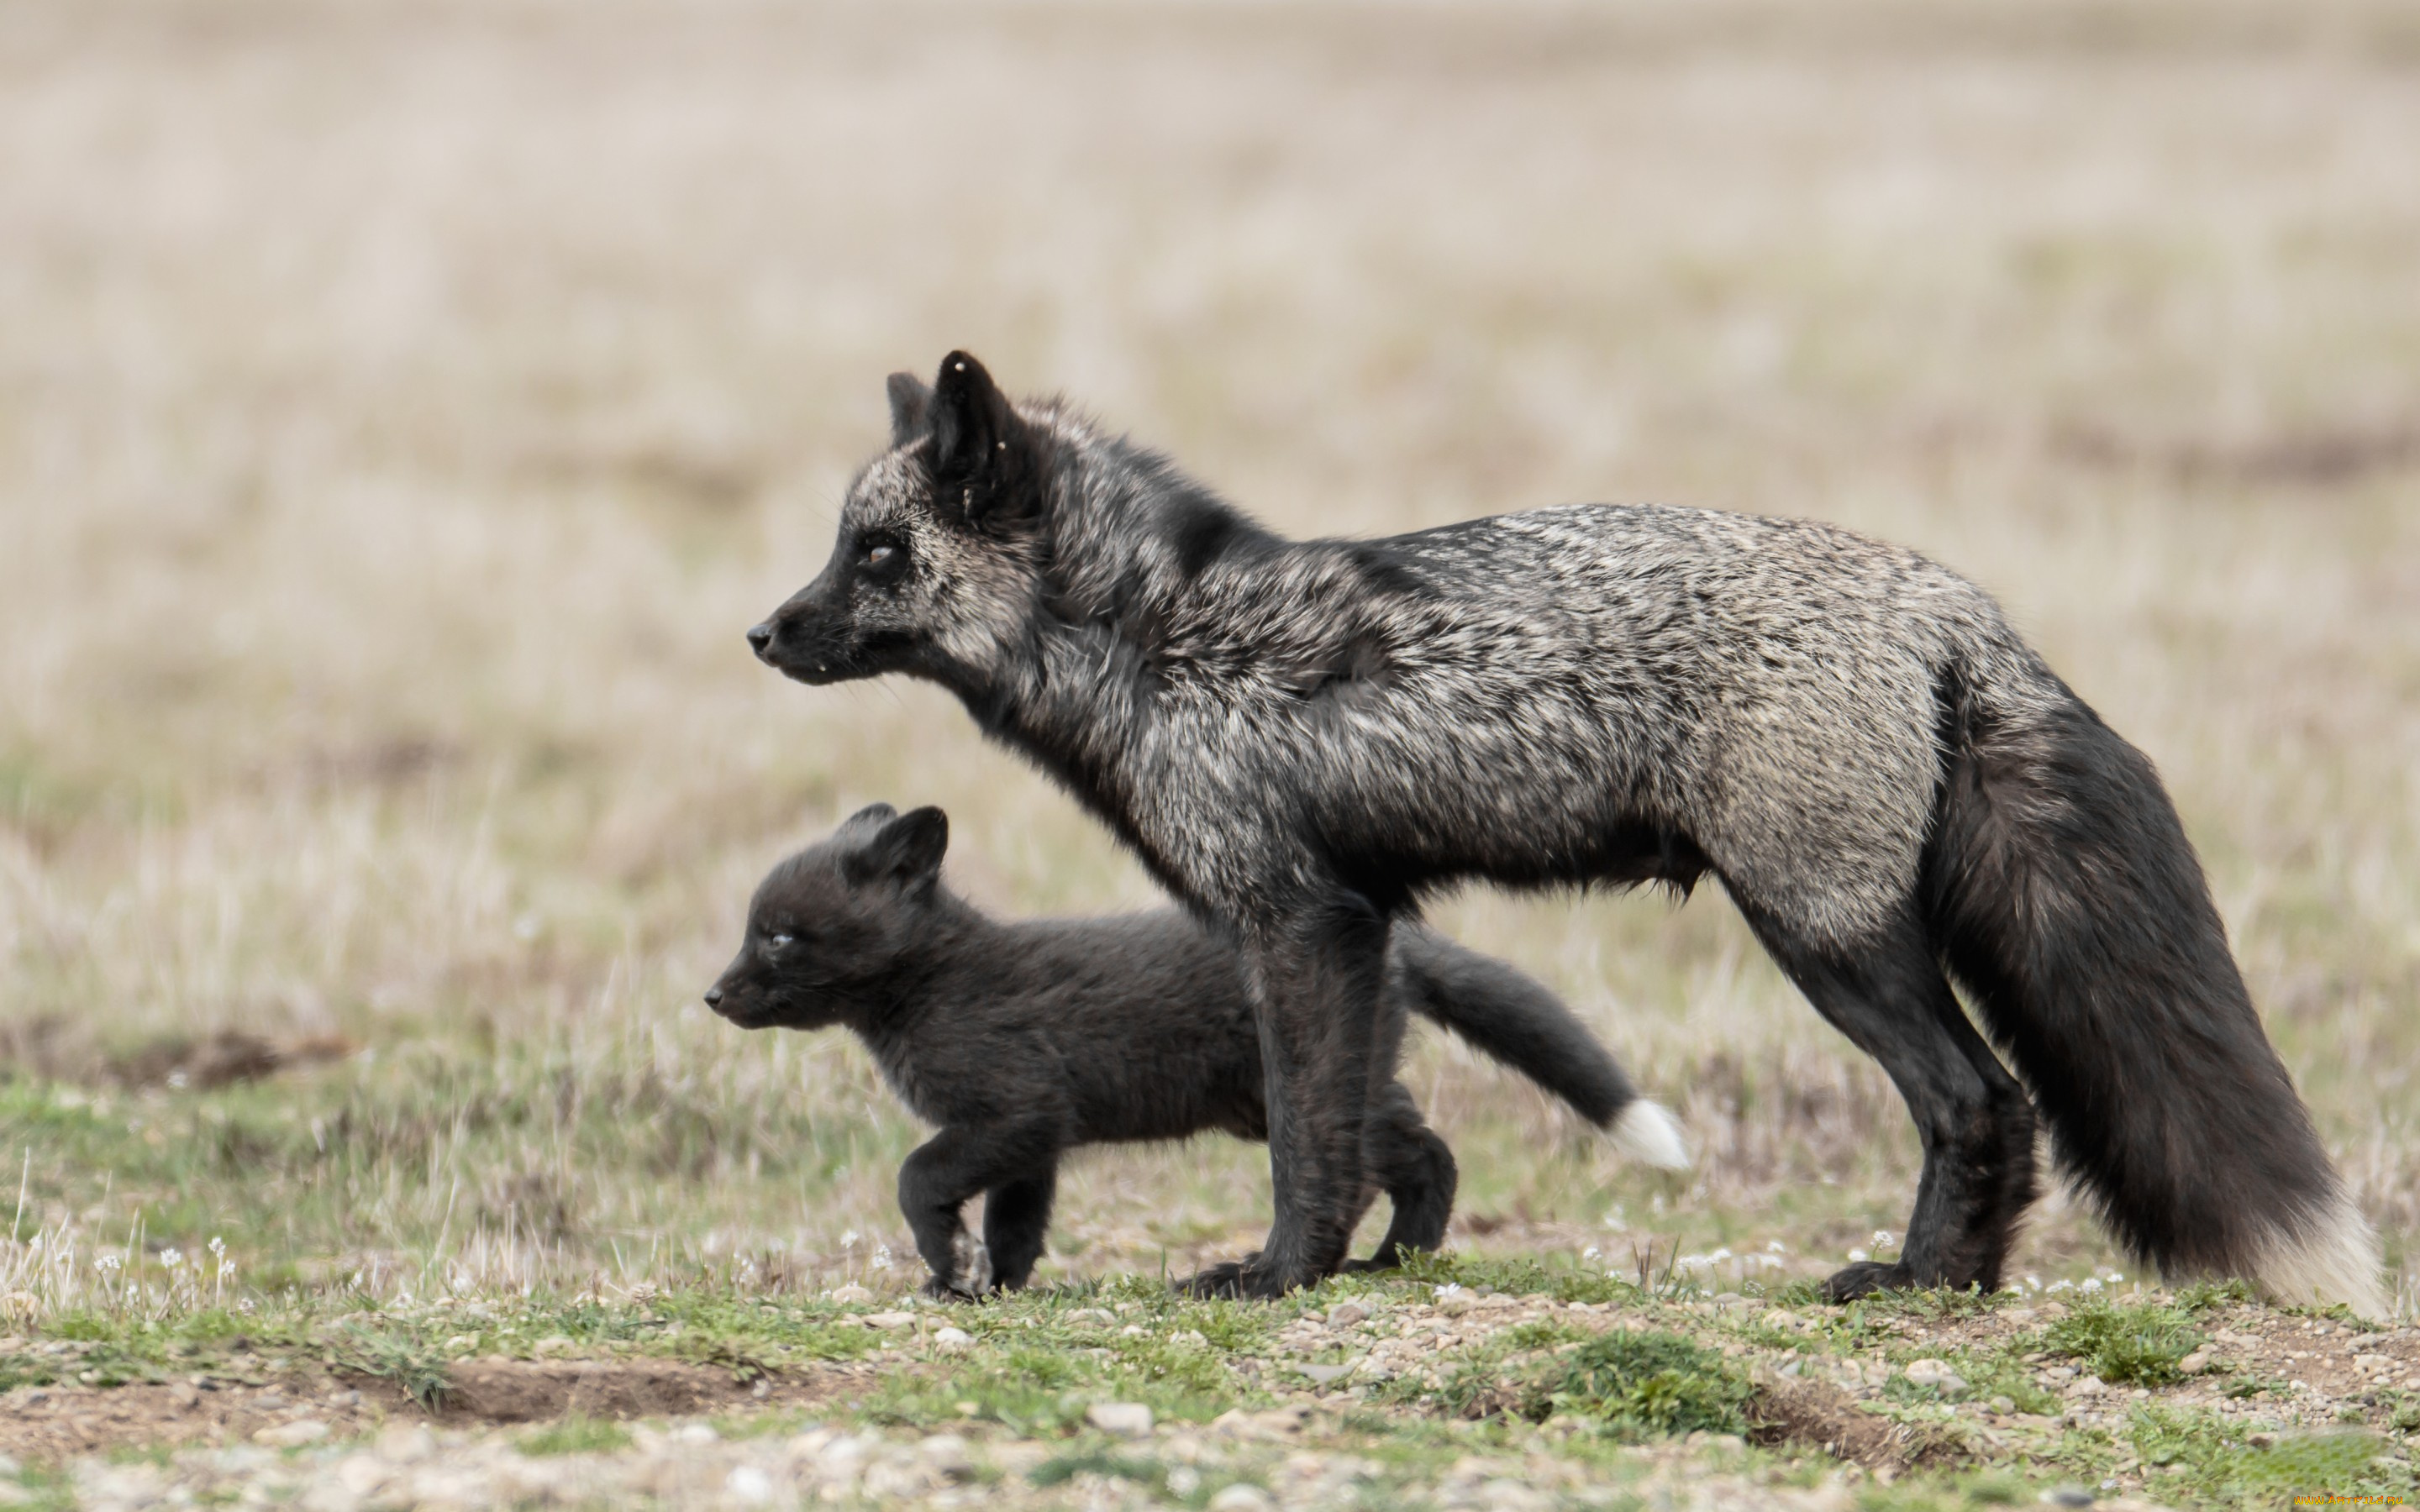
[747,353,2382,1313]
[706,803,1685,1299]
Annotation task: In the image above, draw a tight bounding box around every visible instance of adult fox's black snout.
[746,577,859,685]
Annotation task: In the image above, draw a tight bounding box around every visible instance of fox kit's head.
[750,352,1054,690]
[704,803,951,1031]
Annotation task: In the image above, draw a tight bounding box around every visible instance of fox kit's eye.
[865,544,894,566]
[766,932,794,951]
[859,537,907,580]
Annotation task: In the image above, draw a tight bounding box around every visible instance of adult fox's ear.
[929,351,1038,527]
[845,806,949,889]
[885,372,932,447]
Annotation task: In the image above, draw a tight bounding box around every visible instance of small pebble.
[252,1419,329,1448]
[723,1464,774,1504]
[1086,1401,1155,1439]
[918,1433,974,1478]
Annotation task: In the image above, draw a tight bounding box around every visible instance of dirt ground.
[0,1357,872,1463]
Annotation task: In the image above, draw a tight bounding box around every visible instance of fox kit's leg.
[1339,1080,1458,1272]
[981,1164,1059,1291]
[898,1124,1060,1299]
[1741,904,2038,1299]
[1185,898,1391,1299]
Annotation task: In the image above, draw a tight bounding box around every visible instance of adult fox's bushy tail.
[1392,927,1690,1171]
[1928,667,2384,1316]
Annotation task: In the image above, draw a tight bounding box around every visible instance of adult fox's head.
[703,803,951,1030]
[750,352,1055,690]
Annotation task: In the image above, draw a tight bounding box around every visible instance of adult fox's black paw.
[1821,1259,1913,1302]
[1336,1247,1407,1275]
[1176,1253,1295,1300]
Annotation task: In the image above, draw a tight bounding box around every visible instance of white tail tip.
[2254,1194,2390,1320]
[1612,1100,1690,1169]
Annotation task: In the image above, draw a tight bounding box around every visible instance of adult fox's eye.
[865,543,897,568]
[767,933,794,950]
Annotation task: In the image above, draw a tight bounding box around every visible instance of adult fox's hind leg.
[1738,903,2038,1299]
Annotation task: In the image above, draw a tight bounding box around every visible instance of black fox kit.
[705,803,1685,1298]
[745,353,2382,1314]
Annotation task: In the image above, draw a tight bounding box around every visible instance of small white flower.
[1847,1249,1870,1263]
[2106,1272,2123,1284]
[160,1248,184,1269]
[1581,1246,1601,1261]
[1765,1241,1787,1254]
[97,1254,123,1273]
[2025,1275,2042,1291]
[870,1245,893,1271]
[839,1230,860,1250]
[209,1236,226,1256]
[2081,1278,2102,1292]
[1872,1231,1896,1251]
[1434,1283,1463,1299]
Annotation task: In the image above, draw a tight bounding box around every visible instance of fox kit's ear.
[845,806,950,890]
[929,351,1037,527]
[839,801,898,835]
[886,372,933,447]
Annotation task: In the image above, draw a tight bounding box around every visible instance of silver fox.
[749,352,2383,1313]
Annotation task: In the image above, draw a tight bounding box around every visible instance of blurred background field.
[2,0,2415,1319]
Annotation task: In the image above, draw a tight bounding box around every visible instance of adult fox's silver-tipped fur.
[749,351,2383,1310]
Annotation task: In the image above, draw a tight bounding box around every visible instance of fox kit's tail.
[1390,928,1689,1170]
[1929,665,2384,1316]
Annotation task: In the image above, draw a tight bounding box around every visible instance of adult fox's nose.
[703,985,724,1007]
[745,622,775,659]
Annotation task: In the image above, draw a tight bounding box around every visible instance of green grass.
[2110,1408,2417,1509]
[518,1415,634,1457]
[2044,1297,2207,1387]
[1549,1330,1757,1438]
[1026,1448,1167,1489]
[1392,1250,1651,1307]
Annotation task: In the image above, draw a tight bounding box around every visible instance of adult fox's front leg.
[1184,896,1392,1299]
